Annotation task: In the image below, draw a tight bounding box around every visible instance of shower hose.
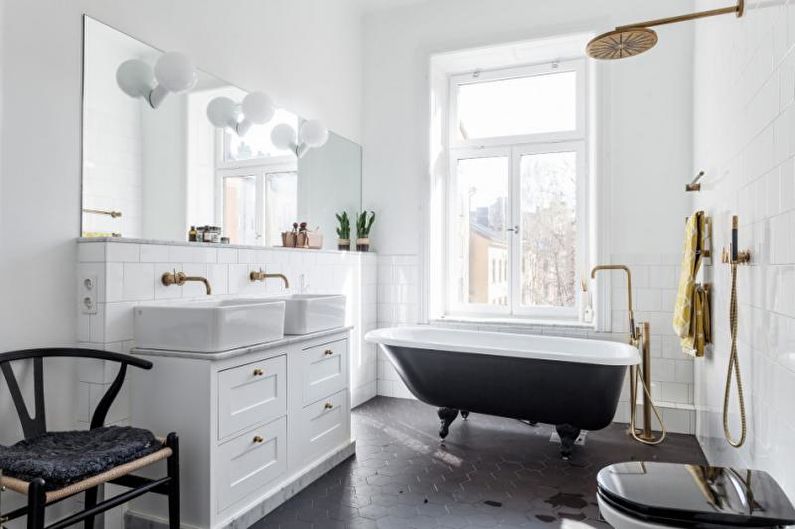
[723,262,747,447]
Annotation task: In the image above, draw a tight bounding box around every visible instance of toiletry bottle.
[189,225,197,242]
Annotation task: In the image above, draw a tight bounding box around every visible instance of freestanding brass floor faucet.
[591,265,665,445]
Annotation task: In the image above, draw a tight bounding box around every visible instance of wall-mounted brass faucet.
[250,268,290,289]
[161,270,212,295]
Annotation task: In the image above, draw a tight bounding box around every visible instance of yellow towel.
[673,212,709,356]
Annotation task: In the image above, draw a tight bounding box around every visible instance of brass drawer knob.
[253,368,264,376]
[253,435,264,443]
[324,349,334,356]
[324,402,334,410]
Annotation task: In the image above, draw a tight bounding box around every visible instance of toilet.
[597,462,795,529]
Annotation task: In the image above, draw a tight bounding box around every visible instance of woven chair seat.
[0,426,167,501]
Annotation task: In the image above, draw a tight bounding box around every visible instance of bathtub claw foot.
[461,411,469,420]
[556,424,581,460]
[438,407,459,439]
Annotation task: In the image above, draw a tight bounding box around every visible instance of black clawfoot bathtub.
[366,326,639,459]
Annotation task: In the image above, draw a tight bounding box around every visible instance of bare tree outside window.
[520,152,577,308]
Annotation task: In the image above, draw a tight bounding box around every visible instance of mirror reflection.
[81,16,361,249]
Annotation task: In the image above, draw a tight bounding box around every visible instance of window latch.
[505,225,519,234]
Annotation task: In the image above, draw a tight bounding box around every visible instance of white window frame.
[444,58,589,322]
[214,128,297,244]
[448,59,587,149]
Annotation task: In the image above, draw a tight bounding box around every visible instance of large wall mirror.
[81,16,362,249]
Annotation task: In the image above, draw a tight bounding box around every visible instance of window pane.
[225,109,299,162]
[263,172,297,246]
[519,151,577,308]
[223,176,257,245]
[456,71,577,140]
[451,156,509,307]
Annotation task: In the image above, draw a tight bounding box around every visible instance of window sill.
[434,315,596,331]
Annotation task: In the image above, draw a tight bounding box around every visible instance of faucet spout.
[250,269,290,289]
[161,271,212,295]
[591,264,637,342]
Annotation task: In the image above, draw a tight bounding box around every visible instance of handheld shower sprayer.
[721,215,750,448]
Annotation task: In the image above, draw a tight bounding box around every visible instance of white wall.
[0,0,364,434]
[363,0,696,421]
[362,0,693,258]
[693,0,795,497]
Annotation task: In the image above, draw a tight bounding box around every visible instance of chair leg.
[27,478,46,529]
[84,486,98,529]
[166,433,180,529]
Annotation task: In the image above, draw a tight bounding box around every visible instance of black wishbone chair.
[0,348,180,529]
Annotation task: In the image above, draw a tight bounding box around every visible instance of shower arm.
[616,0,743,32]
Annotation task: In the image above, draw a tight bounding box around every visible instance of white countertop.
[133,326,353,360]
[78,237,375,256]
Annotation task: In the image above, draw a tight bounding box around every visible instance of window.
[212,96,299,246]
[445,59,588,320]
[224,109,299,162]
[218,168,298,246]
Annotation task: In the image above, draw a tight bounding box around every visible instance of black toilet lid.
[597,462,795,528]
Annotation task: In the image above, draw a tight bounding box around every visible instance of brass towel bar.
[83,208,123,218]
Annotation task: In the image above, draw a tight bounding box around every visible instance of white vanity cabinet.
[127,329,353,529]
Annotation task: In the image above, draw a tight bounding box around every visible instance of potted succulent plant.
[355,210,375,252]
[336,212,351,251]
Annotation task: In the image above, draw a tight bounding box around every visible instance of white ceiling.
[356,0,434,13]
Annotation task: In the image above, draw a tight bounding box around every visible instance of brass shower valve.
[721,247,751,265]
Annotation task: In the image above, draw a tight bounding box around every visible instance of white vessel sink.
[276,294,346,335]
[134,299,286,353]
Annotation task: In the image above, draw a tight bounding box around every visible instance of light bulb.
[301,119,329,148]
[116,59,155,99]
[154,52,197,93]
[206,97,237,129]
[242,92,275,125]
[271,123,297,151]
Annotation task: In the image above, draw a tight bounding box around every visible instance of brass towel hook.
[686,171,705,192]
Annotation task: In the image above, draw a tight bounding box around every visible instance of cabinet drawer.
[296,389,349,467]
[217,416,287,512]
[299,339,348,406]
[218,355,286,440]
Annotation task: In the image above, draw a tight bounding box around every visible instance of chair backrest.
[0,348,152,439]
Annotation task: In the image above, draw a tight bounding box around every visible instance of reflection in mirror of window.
[225,108,299,162]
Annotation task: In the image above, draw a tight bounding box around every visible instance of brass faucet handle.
[250,268,266,282]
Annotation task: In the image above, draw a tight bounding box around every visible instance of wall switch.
[80,273,98,314]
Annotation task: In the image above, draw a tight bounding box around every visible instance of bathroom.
[1,0,794,528]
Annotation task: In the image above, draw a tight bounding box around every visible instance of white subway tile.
[78,242,106,263]
[106,242,139,262]
[122,263,154,301]
[138,244,167,263]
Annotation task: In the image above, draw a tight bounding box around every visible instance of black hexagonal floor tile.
[251,397,706,529]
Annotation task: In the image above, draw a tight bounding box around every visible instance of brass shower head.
[587,0,744,61]
[586,28,658,60]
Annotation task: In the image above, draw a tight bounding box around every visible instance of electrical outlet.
[80,273,98,314]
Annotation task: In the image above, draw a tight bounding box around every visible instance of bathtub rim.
[365,325,640,366]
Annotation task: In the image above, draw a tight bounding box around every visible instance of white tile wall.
[375,253,696,433]
[76,239,379,430]
[694,0,795,497]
